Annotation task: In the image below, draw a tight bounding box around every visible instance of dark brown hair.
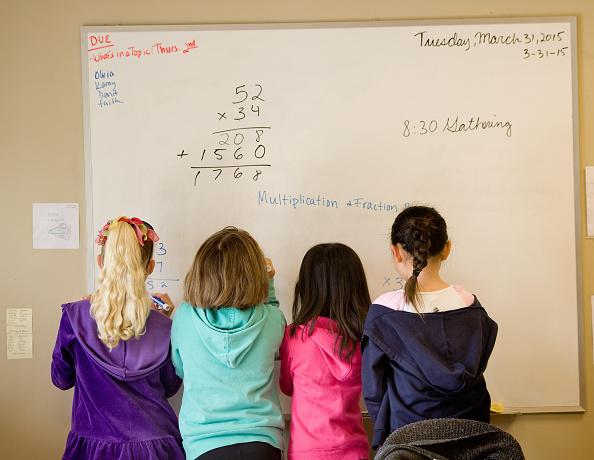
[184,226,269,310]
[391,205,448,312]
[290,243,371,361]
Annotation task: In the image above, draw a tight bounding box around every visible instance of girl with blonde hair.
[51,216,184,460]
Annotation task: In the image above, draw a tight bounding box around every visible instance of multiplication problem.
[381,274,404,291]
[187,127,271,184]
[222,84,265,121]
[179,84,272,185]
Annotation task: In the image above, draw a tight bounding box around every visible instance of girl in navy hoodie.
[361,206,498,450]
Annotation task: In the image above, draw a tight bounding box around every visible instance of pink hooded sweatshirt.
[279,317,369,460]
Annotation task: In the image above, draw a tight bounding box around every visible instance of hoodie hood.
[64,300,173,381]
[191,305,267,368]
[295,317,360,381]
[364,299,497,394]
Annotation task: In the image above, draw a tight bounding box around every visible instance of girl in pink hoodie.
[280,243,371,460]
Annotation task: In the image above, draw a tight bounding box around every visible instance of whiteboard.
[81,18,583,413]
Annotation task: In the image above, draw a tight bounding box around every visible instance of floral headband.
[95,216,160,247]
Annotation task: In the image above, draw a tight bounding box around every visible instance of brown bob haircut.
[184,226,269,310]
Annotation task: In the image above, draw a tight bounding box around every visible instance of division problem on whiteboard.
[178,84,272,186]
[145,240,180,293]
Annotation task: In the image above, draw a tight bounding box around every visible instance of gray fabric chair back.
[375,418,524,460]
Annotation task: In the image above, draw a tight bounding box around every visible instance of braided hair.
[390,206,449,313]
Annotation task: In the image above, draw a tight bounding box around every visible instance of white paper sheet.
[33,203,79,249]
[6,308,33,359]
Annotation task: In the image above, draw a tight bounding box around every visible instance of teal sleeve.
[266,278,280,309]
[170,305,184,379]
[265,279,285,361]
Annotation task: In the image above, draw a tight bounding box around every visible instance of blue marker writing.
[151,296,171,312]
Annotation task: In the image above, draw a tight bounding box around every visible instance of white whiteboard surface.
[82,18,583,413]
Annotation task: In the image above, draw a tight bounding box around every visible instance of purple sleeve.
[51,308,77,390]
[160,353,183,398]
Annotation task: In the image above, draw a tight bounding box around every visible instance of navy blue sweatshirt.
[361,297,497,450]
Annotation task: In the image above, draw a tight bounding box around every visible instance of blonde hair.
[184,226,268,310]
[91,221,153,349]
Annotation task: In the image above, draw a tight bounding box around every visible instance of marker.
[151,296,171,312]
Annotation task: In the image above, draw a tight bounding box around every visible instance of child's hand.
[264,258,275,279]
[151,293,175,318]
[81,290,98,301]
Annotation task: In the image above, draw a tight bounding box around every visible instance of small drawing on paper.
[33,203,79,249]
[48,223,72,241]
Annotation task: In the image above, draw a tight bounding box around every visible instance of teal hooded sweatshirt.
[171,280,286,459]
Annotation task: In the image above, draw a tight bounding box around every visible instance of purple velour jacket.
[51,300,184,460]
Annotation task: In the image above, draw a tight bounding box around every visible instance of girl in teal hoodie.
[171,226,286,460]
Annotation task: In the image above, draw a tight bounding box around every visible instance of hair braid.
[391,206,449,314]
[411,219,432,275]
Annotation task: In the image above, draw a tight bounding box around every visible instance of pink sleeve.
[279,326,294,396]
[452,285,476,306]
[372,290,406,311]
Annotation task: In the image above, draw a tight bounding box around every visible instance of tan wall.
[1,1,593,458]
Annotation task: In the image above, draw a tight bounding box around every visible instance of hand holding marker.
[151,295,171,311]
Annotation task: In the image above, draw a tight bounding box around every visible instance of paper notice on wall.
[33,203,79,249]
[7,308,33,359]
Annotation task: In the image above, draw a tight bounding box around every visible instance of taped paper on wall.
[33,203,79,249]
[7,308,33,359]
